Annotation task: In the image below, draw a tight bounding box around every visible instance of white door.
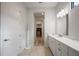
[1,16,17,56]
[1,3,17,55]
[1,3,28,56]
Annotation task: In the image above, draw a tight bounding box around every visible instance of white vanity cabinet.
[60,42,68,56]
[48,36,68,56]
[48,36,53,52]
[55,40,68,56]
[51,38,57,56]
[48,35,79,56]
[48,37,60,56]
[48,36,56,55]
[55,40,62,56]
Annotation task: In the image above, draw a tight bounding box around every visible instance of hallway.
[18,46,53,56]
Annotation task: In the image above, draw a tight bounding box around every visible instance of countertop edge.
[48,34,79,52]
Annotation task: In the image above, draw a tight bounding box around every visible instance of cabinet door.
[48,36,56,55]
[48,37,52,51]
[55,40,68,56]
[61,43,68,56]
[69,47,79,56]
[48,37,54,51]
[55,40,62,56]
[51,38,56,55]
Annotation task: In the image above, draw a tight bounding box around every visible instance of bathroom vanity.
[48,34,79,56]
[50,4,79,56]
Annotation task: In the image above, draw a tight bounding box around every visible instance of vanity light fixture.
[57,12,61,18]
[57,8,68,18]
[60,10,63,18]
[61,9,65,16]
[64,8,68,14]
[57,13,59,18]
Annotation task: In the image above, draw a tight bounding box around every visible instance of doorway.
[36,27,42,37]
[34,12,45,46]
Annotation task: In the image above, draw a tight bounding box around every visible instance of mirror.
[57,13,69,36]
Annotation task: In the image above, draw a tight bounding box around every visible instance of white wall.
[69,6,79,40]
[26,7,56,47]
[1,3,28,56]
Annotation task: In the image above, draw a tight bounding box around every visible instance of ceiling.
[24,2,58,8]
[34,12,44,21]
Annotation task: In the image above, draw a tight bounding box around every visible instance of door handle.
[4,39,9,41]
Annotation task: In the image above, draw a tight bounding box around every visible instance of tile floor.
[18,46,53,56]
[18,37,53,56]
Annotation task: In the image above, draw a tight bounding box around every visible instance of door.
[1,16,18,56]
[1,3,18,55]
[36,28,42,37]
[55,40,62,56]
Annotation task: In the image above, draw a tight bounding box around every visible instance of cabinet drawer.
[55,40,61,48]
[55,40,62,56]
[55,40,68,56]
